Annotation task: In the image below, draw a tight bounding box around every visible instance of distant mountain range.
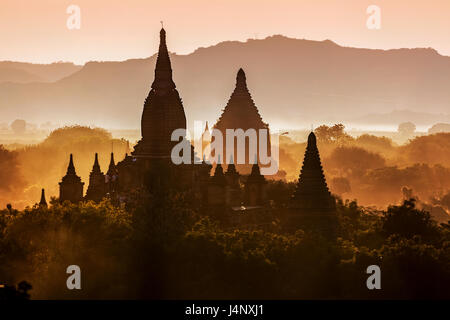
[0,61,81,83]
[1,35,449,130]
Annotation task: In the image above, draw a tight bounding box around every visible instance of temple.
[213,68,270,174]
[106,153,118,195]
[112,27,202,193]
[244,163,267,207]
[39,188,47,207]
[53,27,336,235]
[132,28,186,159]
[85,153,105,202]
[288,132,337,234]
[59,154,84,203]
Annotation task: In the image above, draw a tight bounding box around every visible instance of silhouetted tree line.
[0,281,32,300]
[1,126,450,299]
[0,172,449,299]
[2,125,450,211]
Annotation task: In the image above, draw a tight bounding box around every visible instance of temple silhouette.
[213,68,270,174]
[288,132,337,234]
[55,27,336,233]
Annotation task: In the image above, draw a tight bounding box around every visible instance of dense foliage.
[1,188,449,299]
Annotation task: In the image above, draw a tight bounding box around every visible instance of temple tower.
[85,153,106,202]
[244,163,267,206]
[289,132,337,234]
[207,163,227,207]
[132,28,187,159]
[225,159,241,207]
[59,154,84,203]
[39,188,47,207]
[213,68,270,174]
[106,153,118,195]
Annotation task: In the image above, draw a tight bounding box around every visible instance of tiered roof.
[291,132,335,211]
[133,28,187,158]
[214,68,268,131]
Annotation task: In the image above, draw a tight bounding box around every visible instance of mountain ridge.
[1,35,450,130]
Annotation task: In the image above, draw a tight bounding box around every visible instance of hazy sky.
[1,0,450,64]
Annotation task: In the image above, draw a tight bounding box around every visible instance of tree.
[428,123,450,134]
[330,177,351,195]
[314,124,352,144]
[325,146,386,178]
[10,119,26,135]
[382,199,439,240]
[397,122,416,137]
[0,145,25,192]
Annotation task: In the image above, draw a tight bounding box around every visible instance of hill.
[0,61,81,83]
[1,36,450,129]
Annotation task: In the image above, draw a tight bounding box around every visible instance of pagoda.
[59,154,84,203]
[224,158,241,207]
[207,162,227,207]
[85,153,106,202]
[106,153,118,195]
[132,28,187,159]
[244,163,267,207]
[289,132,337,234]
[39,188,47,207]
[213,68,269,174]
[113,27,202,193]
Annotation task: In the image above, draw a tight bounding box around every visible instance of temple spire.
[227,155,237,173]
[250,163,261,176]
[225,155,239,188]
[212,154,225,184]
[151,27,176,92]
[288,131,337,236]
[291,132,335,210]
[67,154,76,175]
[39,188,47,207]
[92,153,101,173]
[247,163,265,184]
[59,154,84,203]
[134,27,186,158]
[107,153,117,176]
[213,68,269,174]
[86,153,106,202]
[236,68,248,91]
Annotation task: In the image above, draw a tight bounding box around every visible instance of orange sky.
[1,0,450,64]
